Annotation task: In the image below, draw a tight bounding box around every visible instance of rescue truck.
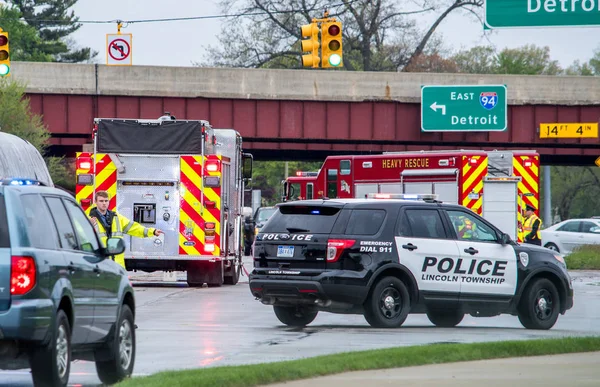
[75,116,253,287]
[282,150,540,243]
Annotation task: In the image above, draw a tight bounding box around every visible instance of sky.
[69,0,600,69]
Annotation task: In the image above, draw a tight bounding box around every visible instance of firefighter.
[86,190,164,268]
[522,204,542,246]
[453,215,478,239]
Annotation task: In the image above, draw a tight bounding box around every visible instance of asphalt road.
[1,261,599,387]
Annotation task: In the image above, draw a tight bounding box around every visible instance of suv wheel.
[426,309,465,327]
[95,305,136,384]
[30,309,71,387]
[364,276,410,328]
[517,278,560,330]
[273,305,318,327]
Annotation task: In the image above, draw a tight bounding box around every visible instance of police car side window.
[345,209,386,235]
[402,209,447,239]
[447,210,497,242]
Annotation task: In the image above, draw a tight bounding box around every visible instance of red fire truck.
[283,150,540,242]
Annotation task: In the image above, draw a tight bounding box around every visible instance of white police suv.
[249,195,573,330]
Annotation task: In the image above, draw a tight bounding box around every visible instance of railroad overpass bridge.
[11,61,600,165]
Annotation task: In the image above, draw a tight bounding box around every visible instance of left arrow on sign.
[430,102,446,115]
[595,156,600,168]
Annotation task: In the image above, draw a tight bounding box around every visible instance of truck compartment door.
[482,177,521,241]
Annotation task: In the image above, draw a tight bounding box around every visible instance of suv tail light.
[327,239,355,263]
[10,256,36,296]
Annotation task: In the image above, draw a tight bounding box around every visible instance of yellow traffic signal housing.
[321,21,343,68]
[300,22,320,68]
[0,29,9,77]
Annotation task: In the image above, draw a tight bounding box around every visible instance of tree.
[0,6,53,61]
[201,0,484,71]
[8,0,97,63]
[248,161,322,205]
[452,44,562,75]
[566,46,600,76]
[0,79,70,188]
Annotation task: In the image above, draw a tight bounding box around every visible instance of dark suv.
[0,178,136,387]
[249,197,574,330]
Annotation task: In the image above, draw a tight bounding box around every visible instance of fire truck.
[75,116,253,287]
[283,150,540,242]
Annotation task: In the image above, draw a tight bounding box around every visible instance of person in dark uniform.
[523,204,542,246]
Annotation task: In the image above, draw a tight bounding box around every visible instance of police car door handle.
[464,247,479,255]
[402,243,417,251]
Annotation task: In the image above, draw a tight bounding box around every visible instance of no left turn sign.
[106,33,132,66]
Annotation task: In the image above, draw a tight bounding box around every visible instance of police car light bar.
[366,193,439,201]
[0,178,41,186]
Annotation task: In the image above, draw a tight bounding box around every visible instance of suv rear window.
[261,205,341,234]
[345,209,386,235]
[0,195,8,247]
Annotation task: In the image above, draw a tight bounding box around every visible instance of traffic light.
[0,29,9,77]
[321,21,343,68]
[300,22,320,68]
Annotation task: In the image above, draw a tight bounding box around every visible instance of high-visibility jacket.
[86,206,157,268]
[523,214,542,242]
[457,218,478,239]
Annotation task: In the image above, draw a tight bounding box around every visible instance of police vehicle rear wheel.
[517,278,560,330]
[426,309,464,327]
[273,305,318,327]
[364,276,410,328]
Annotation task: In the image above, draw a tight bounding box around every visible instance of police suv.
[249,194,573,330]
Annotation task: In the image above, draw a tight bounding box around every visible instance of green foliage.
[247,161,322,205]
[0,78,68,187]
[549,167,600,222]
[453,45,561,75]
[7,0,97,63]
[0,6,53,61]
[116,337,600,387]
[565,245,600,270]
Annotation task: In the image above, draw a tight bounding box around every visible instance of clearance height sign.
[485,0,600,28]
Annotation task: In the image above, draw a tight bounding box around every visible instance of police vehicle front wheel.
[364,276,410,328]
[273,305,318,327]
[426,309,464,327]
[517,278,560,330]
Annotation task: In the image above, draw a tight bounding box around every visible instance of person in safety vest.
[522,204,542,246]
[86,190,163,268]
[453,215,478,239]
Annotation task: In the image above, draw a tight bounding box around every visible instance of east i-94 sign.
[421,85,508,132]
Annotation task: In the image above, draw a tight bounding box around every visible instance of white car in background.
[541,218,600,254]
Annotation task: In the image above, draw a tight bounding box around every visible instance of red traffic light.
[328,24,340,36]
[0,36,7,46]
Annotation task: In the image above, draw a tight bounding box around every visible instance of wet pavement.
[2,260,599,386]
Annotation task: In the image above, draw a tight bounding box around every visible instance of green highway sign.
[485,0,600,29]
[421,85,507,132]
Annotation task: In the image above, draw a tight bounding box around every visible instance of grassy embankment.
[117,336,600,387]
[565,245,600,270]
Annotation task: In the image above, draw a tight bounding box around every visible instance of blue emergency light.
[0,178,41,186]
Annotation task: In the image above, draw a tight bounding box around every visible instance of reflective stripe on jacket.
[86,206,156,268]
[523,214,542,241]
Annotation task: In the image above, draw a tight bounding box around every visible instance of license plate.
[277,245,294,258]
